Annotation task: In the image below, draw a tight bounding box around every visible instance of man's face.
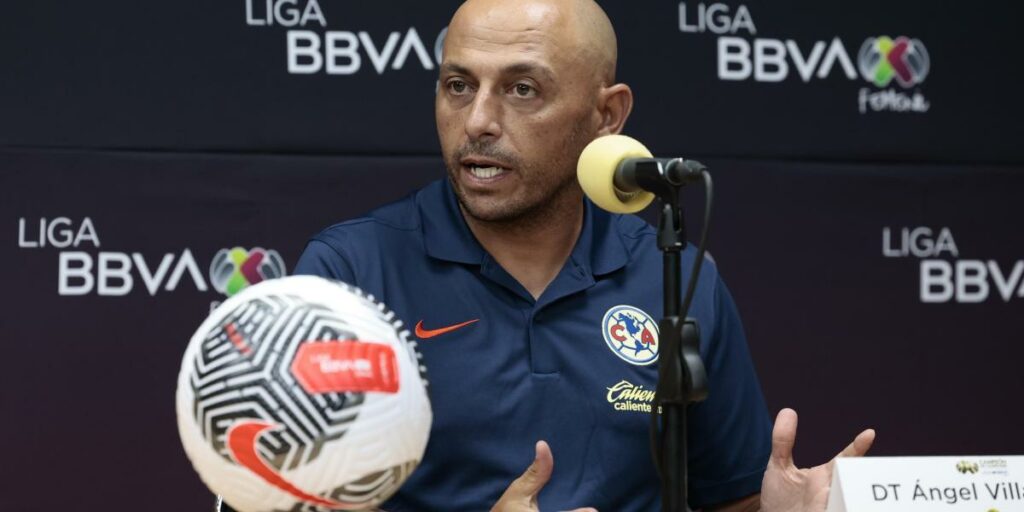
[436,2,599,223]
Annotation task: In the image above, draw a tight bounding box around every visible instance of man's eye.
[448,80,468,94]
[513,83,536,98]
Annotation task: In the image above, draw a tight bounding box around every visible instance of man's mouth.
[461,157,512,182]
[468,165,506,179]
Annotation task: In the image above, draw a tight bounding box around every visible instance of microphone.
[577,135,706,213]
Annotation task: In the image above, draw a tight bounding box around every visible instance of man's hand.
[491,441,597,512]
[760,408,875,512]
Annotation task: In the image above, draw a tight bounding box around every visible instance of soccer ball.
[176,276,431,512]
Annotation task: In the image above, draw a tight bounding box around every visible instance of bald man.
[292,0,875,511]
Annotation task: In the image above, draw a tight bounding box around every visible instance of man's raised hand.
[760,408,876,512]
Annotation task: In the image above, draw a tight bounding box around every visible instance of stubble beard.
[445,122,592,233]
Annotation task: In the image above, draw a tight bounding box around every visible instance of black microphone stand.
[630,160,710,512]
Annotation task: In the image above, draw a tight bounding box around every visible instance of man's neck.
[462,188,585,301]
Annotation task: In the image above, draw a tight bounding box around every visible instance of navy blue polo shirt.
[294,179,771,511]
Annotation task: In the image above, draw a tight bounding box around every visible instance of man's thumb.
[769,408,798,468]
[510,440,554,499]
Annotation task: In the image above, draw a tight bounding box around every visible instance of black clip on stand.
[626,159,711,512]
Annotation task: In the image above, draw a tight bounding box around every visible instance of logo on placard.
[979,459,1009,476]
[601,305,659,365]
[956,460,979,474]
[210,247,286,297]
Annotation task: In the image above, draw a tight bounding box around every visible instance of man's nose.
[465,90,502,141]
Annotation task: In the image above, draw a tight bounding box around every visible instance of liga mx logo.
[209,247,286,297]
[602,305,659,366]
[858,36,930,88]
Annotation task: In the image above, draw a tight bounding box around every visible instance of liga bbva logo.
[677,2,931,114]
[881,226,1024,304]
[16,217,286,297]
[243,0,447,75]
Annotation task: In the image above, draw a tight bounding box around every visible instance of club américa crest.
[602,305,659,366]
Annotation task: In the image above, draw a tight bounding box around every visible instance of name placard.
[826,456,1024,512]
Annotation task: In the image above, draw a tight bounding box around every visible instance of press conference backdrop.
[1,1,1022,510]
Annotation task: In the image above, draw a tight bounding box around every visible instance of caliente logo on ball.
[176,275,431,512]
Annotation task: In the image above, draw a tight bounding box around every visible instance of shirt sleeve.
[686,276,772,509]
[293,238,358,285]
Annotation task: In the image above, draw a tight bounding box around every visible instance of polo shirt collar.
[419,179,630,276]
[573,197,630,277]
[419,179,486,265]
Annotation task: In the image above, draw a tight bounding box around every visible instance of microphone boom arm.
[613,158,707,201]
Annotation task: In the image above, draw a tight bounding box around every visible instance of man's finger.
[770,408,798,467]
[508,440,555,499]
[835,428,876,459]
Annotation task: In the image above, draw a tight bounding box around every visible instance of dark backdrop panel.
[1,1,1021,163]
[703,160,1024,458]
[0,149,440,511]
[2,149,1022,510]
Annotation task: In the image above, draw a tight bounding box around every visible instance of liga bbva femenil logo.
[677,2,931,114]
[16,216,287,299]
[176,276,432,512]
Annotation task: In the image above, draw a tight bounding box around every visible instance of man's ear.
[596,83,634,136]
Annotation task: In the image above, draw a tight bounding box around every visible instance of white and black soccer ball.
[176,276,431,512]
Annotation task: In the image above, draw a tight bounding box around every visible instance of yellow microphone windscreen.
[577,134,656,214]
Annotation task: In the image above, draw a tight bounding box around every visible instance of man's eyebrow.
[502,62,555,82]
[440,62,472,77]
[440,61,555,82]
